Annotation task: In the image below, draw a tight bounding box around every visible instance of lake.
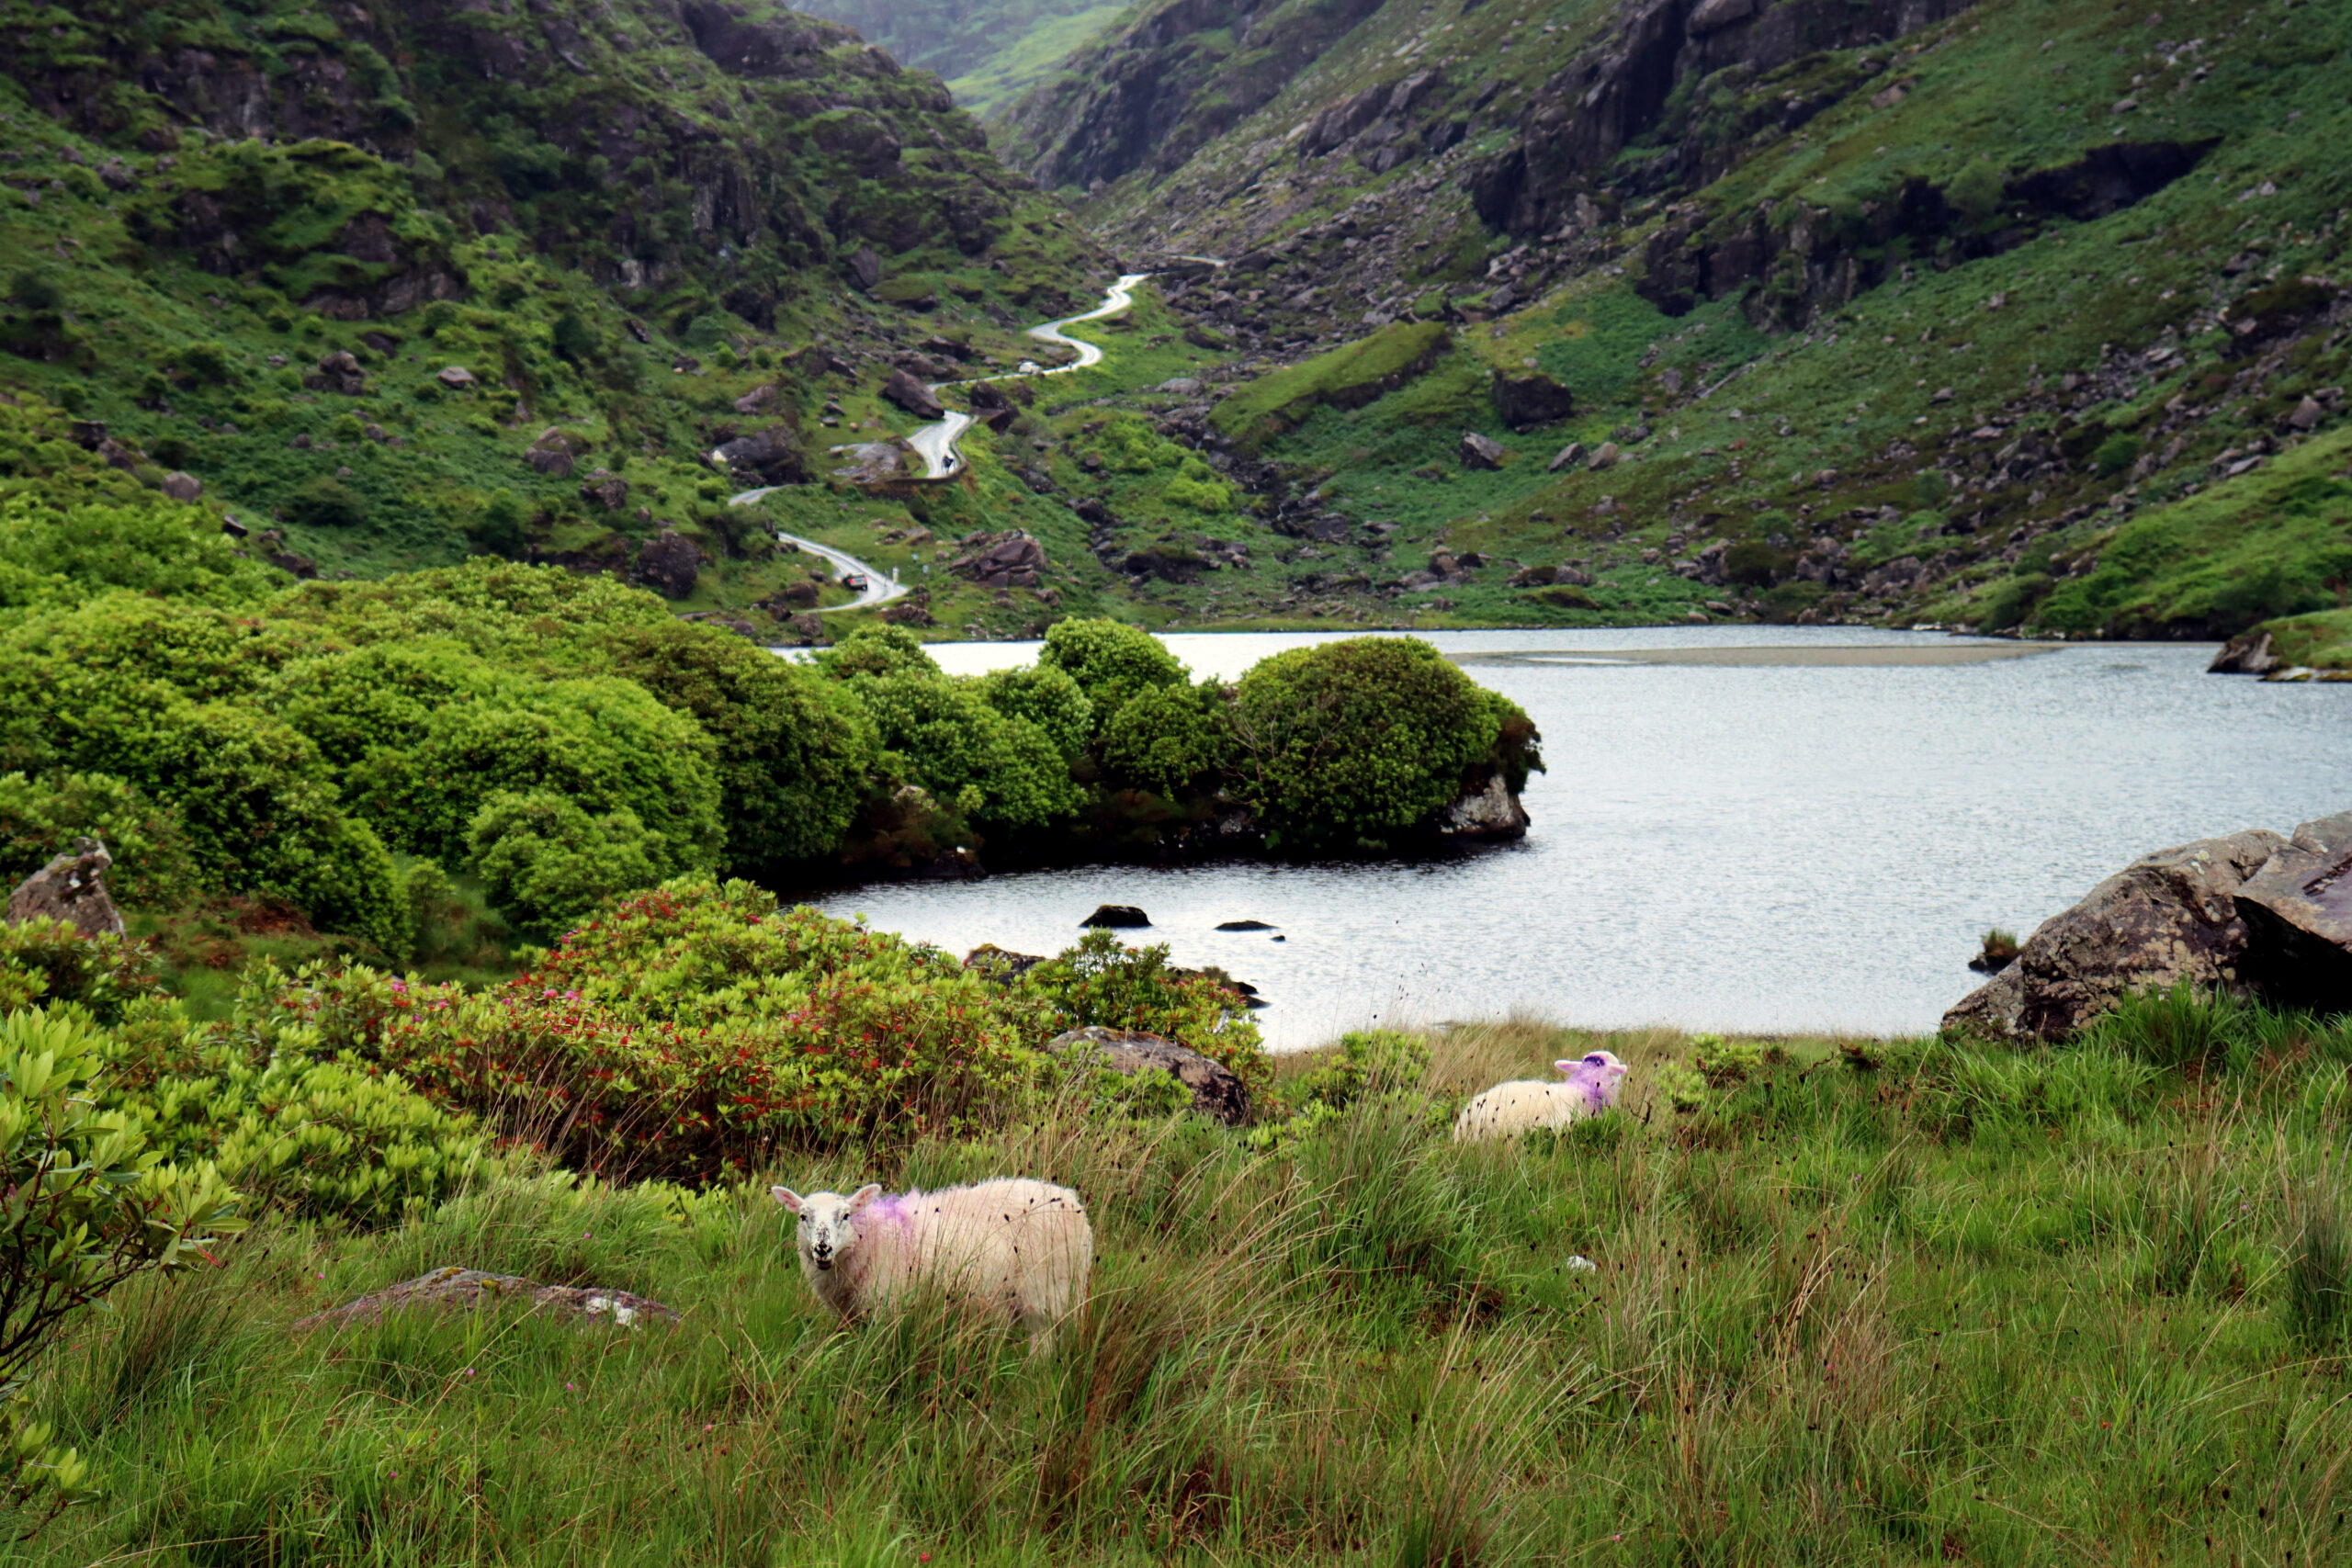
[808,628,2352,1048]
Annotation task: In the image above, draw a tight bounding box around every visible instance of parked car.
[842,573,868,591]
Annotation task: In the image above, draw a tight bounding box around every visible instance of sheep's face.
[1554,1051,1629,1111]
[770,1183,883,1272]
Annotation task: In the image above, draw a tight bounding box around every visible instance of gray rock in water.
[292,1266,679,1334]
[1080,904,1149,928]
[1048,1026,1250,1125]
[1215,919,1276,931]
[7,837,125,937]
[2209,629,2282,676]
[1943,829,2289,1042]
[1437,774,1529,840]
[2232,810,2352,1010]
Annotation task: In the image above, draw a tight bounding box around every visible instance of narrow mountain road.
[720,269,1173,612]
[910,272,1156,479]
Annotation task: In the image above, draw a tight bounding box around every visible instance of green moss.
[1209,321,1453,451]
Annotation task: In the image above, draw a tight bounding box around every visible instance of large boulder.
[302,350,368,395]
[948,530,1046,589]
[1943,829,2289,1041]
[1048,1026,1250,1125]
[1491,370,1575,430]
[293,1266,677,1334]
[526,427,590,478]
[1080,904,1149,928]
[2232,811,2352,1010]
[636,530,702,599]
[880,367,945,420]
[6,837,125,937]
[1436,774,1530,840]
[713,423,808,484]
[1459,431,1508,469]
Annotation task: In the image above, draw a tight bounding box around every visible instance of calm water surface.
[809,629,2352,1047]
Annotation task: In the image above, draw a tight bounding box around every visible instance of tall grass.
[10,998,2352,1564]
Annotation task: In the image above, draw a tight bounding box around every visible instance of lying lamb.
[771,1178,1093,1352]
[1452,1051,1628,1141]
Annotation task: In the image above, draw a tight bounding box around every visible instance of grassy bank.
[12,1000,2352,1564]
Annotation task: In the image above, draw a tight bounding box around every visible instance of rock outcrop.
[292,1267,678,1334]
[636,530,702,599]
[948,530,1046,588]
[713,423,808,485]
[1080,904,1150,928]
[1943,819,2352,1040]
[1048,1026,1250,1125]
[2230,811,2352,1010]
[6,837,125,937]
[1491,371,1573,430]
[881,367,946,419]
[1436,775,1530,841]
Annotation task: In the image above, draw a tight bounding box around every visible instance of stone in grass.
[1048,1026,1250,1126]
[6,836,124,937]
[1459,430,1508,469]
[1080,904,1150,928]
[291,1266,680,1333]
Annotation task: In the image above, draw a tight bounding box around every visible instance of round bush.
[1231,637,1538,848]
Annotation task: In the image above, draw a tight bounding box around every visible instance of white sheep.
[1452,1051,1629,1141]
[769,1177,1093,1352]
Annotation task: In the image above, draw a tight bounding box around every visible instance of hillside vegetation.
[6,938,2352,1563]
[988,0,2352,637]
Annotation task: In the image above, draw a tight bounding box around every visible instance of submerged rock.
[1048,1026,1250,1125]
[6,836,125,937]
[293,1267,678,1333]
[1080,904,1150,928]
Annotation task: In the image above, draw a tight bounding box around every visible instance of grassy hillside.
[17,998,2352,1564]
[987,0,2352,637]
[0,0,1147,633]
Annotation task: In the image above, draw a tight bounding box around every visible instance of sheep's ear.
[847,1183,884,1212]
[770,1186,806,1214]
[1553,1060,1578,1076]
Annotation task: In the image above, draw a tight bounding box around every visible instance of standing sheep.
[1452,1051,1628,1141]
[770,1177,1093,1352]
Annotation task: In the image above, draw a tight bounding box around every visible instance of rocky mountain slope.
[0,0,1160,637]
[990,0,2352,638]
[800,0,1131,113]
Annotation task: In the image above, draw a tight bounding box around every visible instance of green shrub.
[592,621,877,868]
[0,1008,243,1519]
[0,772,199,910]
[1019,929,1267,1100]
[0,919,164,1023]
[96,991,492,1226]
[262,642,502,780]
[837,667,1080,829]
[815,623,939,680]
[1283,1028,1432,1116]
[1037,618,1186,738]
[1098,681,1233,797]
[344,674,722,873]
[285,476,368,530]
[1230,637,1542,849]
[976,664,1092,764]
[0,495,278,611]
[346,879,1049,1176]
[1949,159,2007,224]
[2093,434,2143,478]
[467,790,661,936]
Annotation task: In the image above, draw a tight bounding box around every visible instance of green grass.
[2243,607,2352,670]
[17,1000,2352,1563]
[950,5,1132,117]
[1209,322,1453,451]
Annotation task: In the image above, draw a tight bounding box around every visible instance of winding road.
[720,271,1159,615]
